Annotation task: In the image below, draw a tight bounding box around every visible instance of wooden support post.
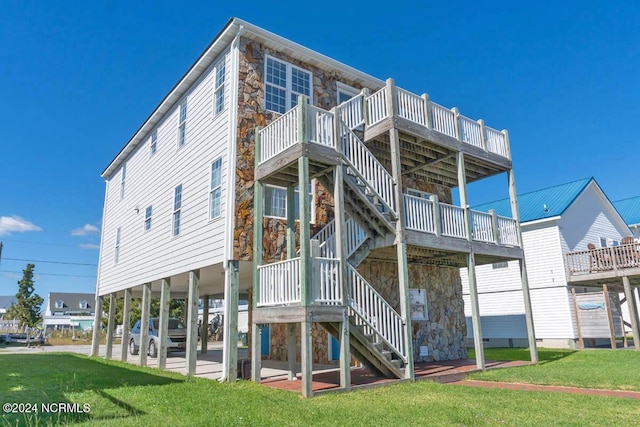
[467,253,485,369]
[286,324,297,381]
[224,260,240,381]
[301,319,313,398]
[105,293,116,359]
[201,295,209,354]
[139,283,151,366]
[430,194,441,237]
[120,288,131,362]
[457,151,472,240]
[251,136,263,382]
[452,107,461,141]
[90,295,103,357]
[158,278,171,369]
[421,94,432,129]
[570,287,584,349]
[385,78,397,117]
[334,164,351,390]
[508,169,538,363]
[362,88,370,126]
[186,271,200,376]
[478,119,487,151]
[502,129,512,160]
[623,276,640,351]
[389,126,414,380]
[602,285,617,349]
[298,147,313,396]
[489,209,499,244]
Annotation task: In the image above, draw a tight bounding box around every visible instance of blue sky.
[1,1,639,303]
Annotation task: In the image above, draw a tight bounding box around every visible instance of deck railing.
[565,243,640,276]
[440,203,468,239]
[366,87,388,126]
[396,88,427,126]
[471,210,494,243]
[496,216,519,246]
[257,257,301,306]
[430,102,457,138]
[259,106,299,163]
[308,105,335,147]
[459,115,483,149]
[347,265,406,361]
[313,257,342,304]
[485,126,509,158]
[338,94,365,129]
[404,195,435,234]
[312,216,368,259]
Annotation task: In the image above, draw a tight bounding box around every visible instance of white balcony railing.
[313,257,342,305]
[459,115,483,149]
[259,106,299,163]
[257,257,301,306]
[470,210,494,243]
[308,105,335,147]
[338,94,365,129]
[366,87,388,126]
[404,194,435,233]
[430,102,457,138]
[440,203,468,239]
[496,216,519,246]
[396,88,427,127]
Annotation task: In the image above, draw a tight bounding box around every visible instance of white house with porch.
[461,177,639,349]
[93,17,536,395]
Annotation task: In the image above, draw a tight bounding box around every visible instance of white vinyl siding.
[209,158,222,219]
[97,50,231,295]
[264,55,312,113]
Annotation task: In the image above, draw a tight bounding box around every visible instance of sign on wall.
[409,289,428,321]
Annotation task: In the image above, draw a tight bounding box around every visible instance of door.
[260,324,270,356]
[329,334,340,361]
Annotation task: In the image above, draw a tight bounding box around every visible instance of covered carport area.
[90,260,254,381]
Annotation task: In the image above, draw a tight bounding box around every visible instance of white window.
[492,261,508,269]
[210,158,223,219]
[120,164,126,199]
[264,183,315,223]
[144,206,152,231]
[79,300,88,310]
[55,300,64,309]
[173,185,182,236]
[264,55,312,114]
[114,227,121,263]
[337,82,360,104]
[150,130,157,155]
[213,58,225,115]
[600,237,620,247]
[178,99,187,147]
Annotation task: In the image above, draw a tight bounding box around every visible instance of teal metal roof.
[473,177,593,223]
[613,196,640,226]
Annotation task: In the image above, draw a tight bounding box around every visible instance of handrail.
[312,215,368,259]
[347,265,406,361]
[366,87,388,126]
[257,257,301,306]
[337,94,365,130]
[340,121,396,214]
[258,106,299,163]
[440,203,467,239]
[313,257,341,305]
[308,105,335,147]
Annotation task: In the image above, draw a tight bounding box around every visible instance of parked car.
[129,317,187,358]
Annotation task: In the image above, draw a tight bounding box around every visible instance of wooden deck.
[262,359,530,395]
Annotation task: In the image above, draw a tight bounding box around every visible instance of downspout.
[220,23,243,382]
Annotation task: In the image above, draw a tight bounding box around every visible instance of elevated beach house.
[92,18,535,395]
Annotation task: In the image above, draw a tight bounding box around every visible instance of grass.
[469,347,640,391]
[1,352,640,426]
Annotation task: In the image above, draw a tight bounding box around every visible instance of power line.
[2,257,97,267]
[0,270,96,278]
[0,238,95,249]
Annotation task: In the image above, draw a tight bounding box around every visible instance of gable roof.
[0,296,17,310]
[48,292,95,313]
[472,177,593,223]
[613,196,640,226]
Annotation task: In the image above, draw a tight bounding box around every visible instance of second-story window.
[264,183,314,223]
[144,206,152,231]
[114,227,121,263]
[150,130,157,155]
[173,185,182,236]
[213,58,226,115]
[210,158,222,219]
[178,99,187,147]
[120,164,126,199]
[264,56,312,114]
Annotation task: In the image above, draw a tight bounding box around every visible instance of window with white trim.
[209,158,223,219]
[120,164,126,199]
[79,300,88,310]
[144,206,152,231]
[55,300,64,309]
[337,82,360,104]
[150,130,157,155]
[178,99,187,147]
[264,56,312,113]
[173,185,182,236]
[264,183,315,223]
[114,227,121,263]
[213,58,226,115]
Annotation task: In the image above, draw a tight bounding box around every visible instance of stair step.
[390,359,403,369]
[380,350,393,361]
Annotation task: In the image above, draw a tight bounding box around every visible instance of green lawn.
[1,352,640,426]
[470,348,640,391]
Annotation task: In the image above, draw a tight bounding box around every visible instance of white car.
[129,318,187,358]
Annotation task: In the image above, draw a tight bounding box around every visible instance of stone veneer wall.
[234,37,467,364]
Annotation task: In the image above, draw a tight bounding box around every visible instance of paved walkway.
[450,379,640,400]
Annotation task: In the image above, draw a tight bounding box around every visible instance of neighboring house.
[614,196,640,238]
[0,296,17,320]
[461,177,635,348]
[93,17,533,394]
[43,292,96,332]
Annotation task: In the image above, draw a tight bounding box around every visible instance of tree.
[5,264,44,328]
